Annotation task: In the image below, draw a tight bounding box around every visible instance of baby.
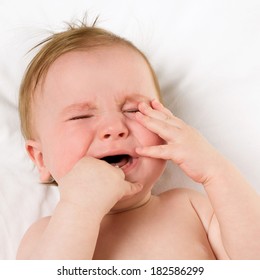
[17,21,260,259]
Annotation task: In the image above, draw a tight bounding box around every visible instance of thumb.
[123,181,143,197]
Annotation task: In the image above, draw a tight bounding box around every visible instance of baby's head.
[19,21,160,140]
[19,20,166,191]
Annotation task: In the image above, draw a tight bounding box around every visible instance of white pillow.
[1,0,260,259]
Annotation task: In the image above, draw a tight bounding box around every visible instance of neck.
[107,193,152,215]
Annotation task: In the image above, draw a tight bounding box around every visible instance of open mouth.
[100,154,132,168]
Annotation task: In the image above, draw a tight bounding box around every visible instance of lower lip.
[121,157,139,174]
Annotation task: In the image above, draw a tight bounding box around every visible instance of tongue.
[111,157,129,168]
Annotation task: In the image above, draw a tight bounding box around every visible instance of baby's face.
[30,45,166,190]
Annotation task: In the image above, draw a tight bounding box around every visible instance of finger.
[113,164,126,179]
[136,145,173,160]
[151,99,174,118]
[138,101,183,130]
[138,102,170,122]
[135,111,178,142]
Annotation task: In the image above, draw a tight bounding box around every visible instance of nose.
[98,113,129,141]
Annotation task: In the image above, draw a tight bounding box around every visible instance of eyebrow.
[123,94,150,103]
[61,102,95,116]
[61,94,150,115]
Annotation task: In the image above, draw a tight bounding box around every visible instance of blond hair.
[19,20,161,140]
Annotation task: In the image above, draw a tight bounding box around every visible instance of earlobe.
[26,140,52,183]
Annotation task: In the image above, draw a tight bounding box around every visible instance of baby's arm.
[135,100,260,259]
[17,157,142,259]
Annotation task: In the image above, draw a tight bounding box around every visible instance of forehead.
[31,45,159,138]
[37,45,158,102]
[48,45,152,84]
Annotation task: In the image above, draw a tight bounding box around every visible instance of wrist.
[56,199,105,222]
[202,154,232,187]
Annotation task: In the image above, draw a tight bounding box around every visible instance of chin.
[108,190,151,214]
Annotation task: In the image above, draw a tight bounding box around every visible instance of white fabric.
[1,0,260,259]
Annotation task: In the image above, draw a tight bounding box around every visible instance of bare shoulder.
[16,216,51,259]
[158,187,229,259]
[158,187,214,230]
[159,187,212,208]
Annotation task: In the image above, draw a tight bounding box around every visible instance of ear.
[26,140,52,183]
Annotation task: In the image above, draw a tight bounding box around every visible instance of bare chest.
[93,207,215,260]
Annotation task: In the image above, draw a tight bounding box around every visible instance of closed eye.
[69,115,93,121]
[124,109,139,113]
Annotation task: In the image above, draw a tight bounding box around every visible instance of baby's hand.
[135,100,224,184]
[57,157,143,216]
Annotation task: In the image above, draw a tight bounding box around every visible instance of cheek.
[42,126,94,180]
[134,124,164,146]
